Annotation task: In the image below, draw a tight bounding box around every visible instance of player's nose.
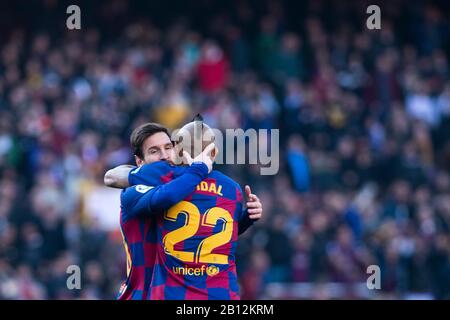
[160,149,170,161]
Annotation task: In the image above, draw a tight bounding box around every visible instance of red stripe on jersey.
[121,218,142,243]
[185,288,209,300]
[150,285,165,300]
[206,269,230,288]
[144,243,157,267]
[160,171,174,183]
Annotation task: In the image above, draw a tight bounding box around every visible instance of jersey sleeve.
[236,184,244,221]
[128,161,174,187]
[121,163,208,222]
[235,184,255,235]
[121,184,156,222]
[238,209,255,235]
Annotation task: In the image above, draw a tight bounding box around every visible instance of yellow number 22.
[163,201,234,264]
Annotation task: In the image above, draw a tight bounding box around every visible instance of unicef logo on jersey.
[135,185,153,193]
[171,264,220,277]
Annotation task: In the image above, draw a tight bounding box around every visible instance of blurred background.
[0,0,449,299]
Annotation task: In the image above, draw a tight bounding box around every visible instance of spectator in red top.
[196,41,229,93]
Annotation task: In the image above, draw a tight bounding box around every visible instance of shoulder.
[129,161,177,180]
[210,170,243,197]
[138,160,175,173]
[121,185,155,205]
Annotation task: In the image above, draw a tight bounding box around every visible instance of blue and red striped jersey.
[117,162,208,300]
[118,161,253,300]
[148,170,245,300]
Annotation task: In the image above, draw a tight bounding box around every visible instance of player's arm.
[105,143,218,189]
[104,161,175,189]
[237,185,262,235]
[104,165,134,189]
[121,162,209,220]
[127,161,175,187]
[236,185,260,235]
[125,142,217,188]
[121,143,216,219]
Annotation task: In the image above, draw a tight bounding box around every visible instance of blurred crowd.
[0,0,450,299]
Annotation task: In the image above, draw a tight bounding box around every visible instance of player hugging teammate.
[104,116,263,300]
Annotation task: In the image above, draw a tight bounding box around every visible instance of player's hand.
[245,185,262,220]
[183,143,216,173]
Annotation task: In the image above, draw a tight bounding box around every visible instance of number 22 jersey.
[148,169,245,300]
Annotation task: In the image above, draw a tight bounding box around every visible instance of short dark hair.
[130,122,170,159]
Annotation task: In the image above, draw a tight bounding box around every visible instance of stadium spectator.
[0,0,449,300]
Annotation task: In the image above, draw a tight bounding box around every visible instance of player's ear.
[172,143,185,165]
[135,155,144,167]
[174,142,183,157]
[211,147,219,162]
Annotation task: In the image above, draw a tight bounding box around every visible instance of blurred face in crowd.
[136,132,175,167]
